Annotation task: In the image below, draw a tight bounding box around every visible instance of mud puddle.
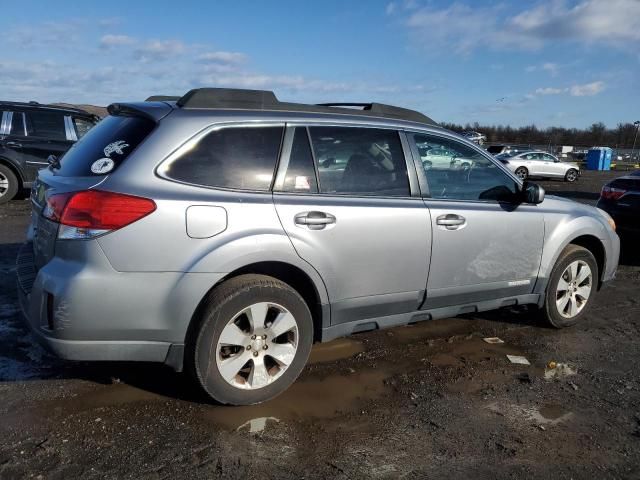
[201,368,390,432]
[308,338,364,364]
[487,401,573,426]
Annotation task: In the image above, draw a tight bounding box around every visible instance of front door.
[407,132,545,309]
[273,125,431,324]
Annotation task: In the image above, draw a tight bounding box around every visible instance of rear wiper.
[47,154,61,170]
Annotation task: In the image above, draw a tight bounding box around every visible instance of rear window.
[54,115,155,177]
[611,178,640,190]
[162,126,284,191]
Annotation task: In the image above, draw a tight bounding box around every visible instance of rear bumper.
[16,241,224,369]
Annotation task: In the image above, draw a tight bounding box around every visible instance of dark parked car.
[0,101,99,204]
[597,172,640,234]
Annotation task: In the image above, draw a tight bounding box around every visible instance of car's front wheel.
[187,274,313,405]
[0,164,19,205]
[564,169,578,183]
[543,245,598,328]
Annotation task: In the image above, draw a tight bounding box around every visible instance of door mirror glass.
[522,181,545,204]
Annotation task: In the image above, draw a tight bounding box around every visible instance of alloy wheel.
[556,260,592,319]
[215,302,299,390]
[0,172,8,197]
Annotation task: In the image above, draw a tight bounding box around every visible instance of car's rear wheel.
[187,274,313,405]
[0,164,19,205]
[565,169,578,183]
[515,166,528,180]
[543,245,598,328]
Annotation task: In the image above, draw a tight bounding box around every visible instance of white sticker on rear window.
[91,157,115,174]
[294,176,311,190]
[104,140,130,157]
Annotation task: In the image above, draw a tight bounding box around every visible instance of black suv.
[0,101,99,204]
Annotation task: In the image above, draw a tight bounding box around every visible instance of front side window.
[25,111,66,140]
[543,153,556,162]
[164,126,284,191]
[308,126,409,196]
[411,133,518,202]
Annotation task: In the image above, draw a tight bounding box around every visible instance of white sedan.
[496,151,581,182]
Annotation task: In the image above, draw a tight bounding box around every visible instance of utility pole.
[632,121,640,165]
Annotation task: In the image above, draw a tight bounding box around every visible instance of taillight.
[600,185,626,201]
[43,190,156,239]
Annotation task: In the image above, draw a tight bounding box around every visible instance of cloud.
[531,81,605,98]
[386,2,396,15]
[535,87,564,95]
[134,39,186,62]
[198,51,247,64]
[100,34,136,48]
[569,80,605,96]
[405,0,640,53]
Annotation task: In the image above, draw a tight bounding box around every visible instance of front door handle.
[5,141,22,149]
[436,214,466,230]
[294,211,336,230]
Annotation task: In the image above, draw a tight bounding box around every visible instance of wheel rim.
[516,168,527,179]
[556,260,592,319]
[0,172,8,197]
[215,302,299,390]
[567,171,577,181]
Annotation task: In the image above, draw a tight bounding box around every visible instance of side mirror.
[522,181,545,204]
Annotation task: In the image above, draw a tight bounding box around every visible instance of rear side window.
[309,126,409,196]
[55,115,155,177]
[279,127,319,193]
[25,111,66,140]
[10,112,25,136]
[163,126,284,191]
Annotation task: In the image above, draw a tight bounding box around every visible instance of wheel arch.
[0,156,25,187]
[184,260,329,356]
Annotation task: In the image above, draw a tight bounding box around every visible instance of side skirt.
[320,294,541,342]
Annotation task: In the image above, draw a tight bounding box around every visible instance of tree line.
[441,122,640,149]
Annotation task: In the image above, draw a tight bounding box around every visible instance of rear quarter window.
[161,126,284,191]
[54,115,155,177]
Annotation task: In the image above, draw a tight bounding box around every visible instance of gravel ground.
[0,171,639,479]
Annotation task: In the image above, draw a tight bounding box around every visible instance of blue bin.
[586,147,612,170]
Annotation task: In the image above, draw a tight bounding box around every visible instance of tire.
[564,168,578,183]
[187,274,314,405]
[543,245,598,328]
[515,166,528,180]
[0,164,19,205]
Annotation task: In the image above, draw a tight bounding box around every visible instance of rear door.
[20,110,72,181]
[407,132,544,308]
[273,125,431,325]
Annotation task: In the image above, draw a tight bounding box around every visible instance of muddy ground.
[1,171,639,479]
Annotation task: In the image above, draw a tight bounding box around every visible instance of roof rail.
[317,102,432,124]
[145,95,180,102]
[175,88,436,125]
[177,88,279,109]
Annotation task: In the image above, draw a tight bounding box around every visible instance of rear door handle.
[436,214,466,230]
[294,211,336,230]
[5,141,22,149]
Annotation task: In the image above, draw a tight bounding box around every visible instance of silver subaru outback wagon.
[17,88,619,405]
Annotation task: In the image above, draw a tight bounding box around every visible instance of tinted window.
[165,126,283,191]
[412,133,518,202]
[280,127,318,193]
[25,111,66,140]
[543,153,556,161]
[73,117,95,139]
[309,126,409,196]
[55,115,155,177]
[10,112,25,136]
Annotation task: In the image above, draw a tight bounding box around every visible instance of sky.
[0,0,638,128]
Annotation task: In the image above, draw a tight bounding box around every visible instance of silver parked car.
[18,89,619,405]
[497,150,581,182]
